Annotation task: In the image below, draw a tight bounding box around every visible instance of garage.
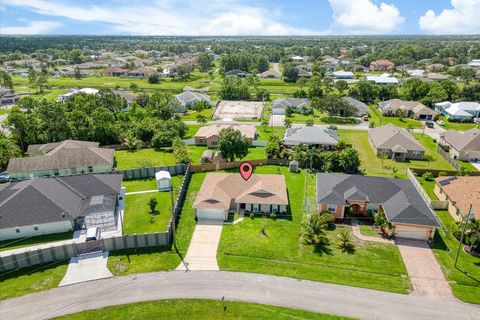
[271,107,286,115]
[196,208,226,221]
[394,224,433,240]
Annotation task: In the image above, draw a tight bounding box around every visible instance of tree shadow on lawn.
[313,240,333,256]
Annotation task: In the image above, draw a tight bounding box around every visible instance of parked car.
[437,120,445,126]
[425,121,434,128]
[86,227,101,241]
[0,172,10,183]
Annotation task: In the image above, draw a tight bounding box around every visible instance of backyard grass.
[0,232,73,252]
[123,176,182,234]
[432,210,480,304]
[456,160,478,172]
[217,166,411,294]
[368,106,424,129]
[115,148,176,169]
[256,126,286,141]
[0,260,68,300]
[438,116,479,131]
[185,124,202,139]
[122,178,158,193]
[56,299,353,320]
[339,129,454,179]
[416,176,438,200]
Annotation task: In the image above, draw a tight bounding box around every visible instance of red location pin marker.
[239,162,253,181]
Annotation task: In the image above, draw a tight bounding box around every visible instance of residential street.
[1,271,479,320]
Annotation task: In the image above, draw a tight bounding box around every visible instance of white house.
[155,171,172,191]
[435,101,480,121]
[57,88,99,103]
[366,73,399,85]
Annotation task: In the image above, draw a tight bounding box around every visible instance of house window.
[34,226,39,231]
[412,151,421,157]
[327,204,336,212]
[240,203,246,210]
[198,139,204,143]
[15,228,20,233]
[210,141,218,146]
[88,166,94,173]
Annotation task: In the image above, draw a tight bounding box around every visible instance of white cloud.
[1,20,61,34]
[419,0,480,34]
[4,0,318,35]
[328,0,404,34]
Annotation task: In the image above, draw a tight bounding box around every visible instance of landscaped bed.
[216,165,411,294]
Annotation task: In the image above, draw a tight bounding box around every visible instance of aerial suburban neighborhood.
[0,1,480,319]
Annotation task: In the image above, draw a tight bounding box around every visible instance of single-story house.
[225,69,248,78]
[7,140,115,180]
[57,88,99,102]
[297,68,313,78]
[468,59,480,67]
[368,124,425,161]
[435,101,480,121]
[175,91,212,109]
[271,98,311,115]
[291,55,306,64]
[0,174,124,241]
[0,87,19,106]
[369,60,394,72]
[407,69,426,77]
[316,173,440,240]
[434,176,479,221]
[366,74,399,85]
[155,170,172,191]
[193,173,288,220]
[126,67,156,78]
[342,97,368,117]
[379,99,437,120]
[259,69,282,79]
[194,124,257,148]
[283,126,338,148]
[438,128,480,161]
[332,70,354,79]
[113,90,137,108]
[103,67,128,77]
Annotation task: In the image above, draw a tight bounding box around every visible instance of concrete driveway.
[177,220,223,271]
[59,251,113,287]
[396,239,454,300]
[269,114,285,127]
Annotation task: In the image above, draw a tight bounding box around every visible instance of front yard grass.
[182,108,214,121]
[432,210,480,304]
[0,260,68,300]
[438,116,479,131]
[368,106,424,129]
[358,221,379,238]
[0,232,73,252]
[123,176,182,234]
[339,129,454,179]
[217,165,411,294]
[56,299,353,320]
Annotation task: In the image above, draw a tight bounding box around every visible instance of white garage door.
[196,209,226,221]
[395,225,431,240]
[271,108,285,115]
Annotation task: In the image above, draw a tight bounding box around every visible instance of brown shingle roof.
[369,124,425,152]
[440,128,480,152]
[193,173,288,210]
[436,176,480,219]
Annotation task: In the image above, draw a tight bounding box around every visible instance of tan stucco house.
[194,124,257,148]
[368,124,425,161]
[434,176,479,221]
[438,128,480,161]
[193,173,288,220]
[379,99,438,120]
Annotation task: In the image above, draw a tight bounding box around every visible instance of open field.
[368,106,424,129]
[217,165,411,294]
[56,299,352,320]
[339,129,454,179]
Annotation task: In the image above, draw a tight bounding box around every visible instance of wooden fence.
[190,158,287,173]
[436,146,462,171]
[116,164,187,180]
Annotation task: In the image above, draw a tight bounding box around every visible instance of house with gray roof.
[379,99,437,120]
[368,124,425,161]
[271,98,311,115]
[434,101,480,121]
[316,173,439,240]
[283,126,338,148]
[175,91,212,109]
[0,174,123,241]
[342,97,368,117]
[7,140,115,180]
[438,128,480,161]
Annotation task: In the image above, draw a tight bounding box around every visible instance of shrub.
[422,171,434,181]
[438,171,447,177]
[321,116,356,124]
[270,213,277,220]
[249,212,255,219]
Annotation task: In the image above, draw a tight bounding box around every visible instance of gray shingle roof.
[369,124,425,152]
[342,97,368,116]
[283,126,339,146]
[316,173,440,227]
[0,174,123,229]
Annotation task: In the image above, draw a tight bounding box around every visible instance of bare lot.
[213,100,265,120]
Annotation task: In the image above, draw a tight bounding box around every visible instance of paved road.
[1,271,479,320]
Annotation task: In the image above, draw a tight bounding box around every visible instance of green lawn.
[185,124,202,139]
[339,130,454,179]
[368,106,424,129]
[56,299,353,320]
[456,160,477,172]
[122,178,158,193]
[358,221,379,238]
[432,210,480,304]
[123,176,182,234]
[182,108,214,121]
[115,148,176,169]
[0,232,73,252]
[416,176,438,200]
[0,261,68,300]
[217,166,411,294]
[256,126,286,141]
[438,116,479,131]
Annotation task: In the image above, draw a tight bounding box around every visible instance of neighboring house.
[368,124,425,161]
[194,124,257,148]
[62,69,96,78]
[379,99,437,120]
[434,176,480,221]
[468,59,480,68]
[332,70,354,79]
[297,68,313,78]
[316,173,439,240]
[342,97,368,117]
[0,174,124,241]
[76,61,109,69]
[438,128,480,161]
[103,67,128,77]
[7,140,115,180]
[271,98,311,115]
[369,59,394,72]
[225,69,248,78]
[113,90,137,108]
[57,88,99,102]
[435,101,480,121]
[259,69,282,79]
[193,173,288,220]
[366,73,399,85]
[283,126,338,148]
[291,55,305,64]
[407,69,426,77]
[126,67,156,78]
[175,91,211,109]
[0,87,19,106]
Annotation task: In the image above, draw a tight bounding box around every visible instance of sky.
[0,0,479,36]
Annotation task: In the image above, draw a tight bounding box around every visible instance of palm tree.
[284,118,292,128]
[0,133,21,169]
[336,230,354,252]
[196,114,207,125]
[294,145,320,171]
[122,136,142,151]
[301,214,329,245]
